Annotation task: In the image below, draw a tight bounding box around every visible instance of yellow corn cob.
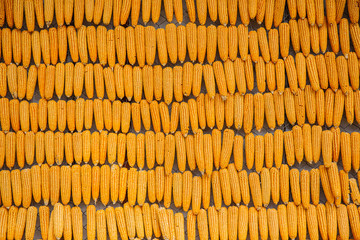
[63,205,72,240]
[5,206,18,239]
[333,89,345,128]
[49,165,60,205]
[285,202,297,239]
[277,205,288,240]
[261,168,270,207]
[91,166,100,203]
[71,165,81,206]
[0,207,8,240]
[93,0,105,24]
[140,203,152,239]
[200,174,210,210]
[347,204,360,240]
[350,178,360,205]
[96,209,108,240]
[249,172,262,210]
[98,165,111,206]
[244,133,255,170]
[70,206,82,240]
[8,103,18,133]
[348,53,359,91]
[254,135,264,173]
[84,206,96,240]
[150,204,162,238]
[172,173,183,208]
[85,26,98,63]
[297,205,307,240]
[5,132,16,169]
[290,169,301,206]
[218,208,228,240]
[326,202,338,240]
[238,170,250,205]
[270,167,280,205]
[55,26,67,63]
[92,27,106,66]
[40,164,50,206]
[173,66,183,102]
[146,169,156,204]
[53,203,64,240]
[133,206,144,239]
[15,131,25,169]
[195,209,208,240]
[278,164,290,204]
[10,169,21,207]
[187,210,196,240]
[305,205,318,240]
[223,61,236,97]
[258,208,269,239]
[80,164,91,205]
[20,31,32,69]
[207,206,219,240]
[214,94,225,130]
[104,207,118,240]
[276,23,290,59]
[39,206,49,240]
[331,127,341,162]
[65,26,80,63]
[31,31,43,67]
[328,21,340,54]
[335,56,350,95]
[24,206,37,240]
[154,132,165,166]
[20,169,31,208]
[179,171,192,212]
[299,170,310,209]
[29,165,41,204]
[351,132,360,172]
[49,28,59,65]
[340,132,352,172]
[248,207,259,240]
[339,170,350,205]
[314,204,327,240]
[319,165,335,203]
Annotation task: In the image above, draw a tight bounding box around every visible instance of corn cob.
[351,132,360,172]
[53,203,64,240]
[39,206,49,240]
[15,208,27,240]
[11,29,22,67]
[338,171,349,207]
[91,166,100,203]
[276,205,288,240]
[245,133,254,170]
[325,202,338,240]
[50,165,60,205]
[80,164,91,205]
[297,205,307,240]
[341,132,352,172]
[7,206,18,239]
[10,170,21,207]
[285,202,297,239]
[289,169,301,206]
[331,127,341,162]
[63,205,72,240]
[245,58,255,91]
[348,52,359,91]
[60,166,71,204]
[155,167,164,203]
[95,209,108,240]
[40,164,50,205]
[237,170,250,206]
[347,204,360,240]
[248,172,262,210]
[147,170,156,204]
[319,165,335,203]
[173,66,183,102]
[7,64,18,98]
[336,204,349,239]
[260,168,270,207]
[20,169,32,208]
[248,207,259,240]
